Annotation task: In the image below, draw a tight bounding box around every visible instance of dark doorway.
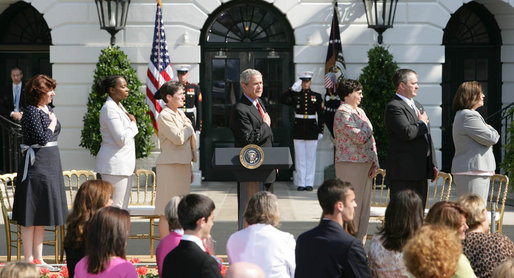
[441,1,502,172]
[200,0,294,180]
[0,1,51,173]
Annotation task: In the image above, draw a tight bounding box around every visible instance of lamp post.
[95,0,131,46]
[362,0,398,44]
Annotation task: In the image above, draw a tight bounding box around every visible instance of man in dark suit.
[230,69,276,190]
[161,194,221,278]
[0,67,24,121]
[384,68,438,207]
[295,179,371,278]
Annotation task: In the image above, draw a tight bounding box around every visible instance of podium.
[213,146,292,229]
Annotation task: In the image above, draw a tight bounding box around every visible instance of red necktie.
[256,101,265,119]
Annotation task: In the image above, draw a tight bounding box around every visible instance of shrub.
[80,46,154,159]
[500,106,514,191]
[359,46,398,165]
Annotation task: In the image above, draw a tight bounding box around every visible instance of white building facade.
[1,0,513,185]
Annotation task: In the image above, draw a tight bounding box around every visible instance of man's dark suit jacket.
[161,240,222,278]
[0,82,25,119]
[384,95,437,182]
[295,219,372,278]
[230,95,276,183]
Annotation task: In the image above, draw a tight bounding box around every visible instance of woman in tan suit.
[155,81,197,238]
[333,78,378,241]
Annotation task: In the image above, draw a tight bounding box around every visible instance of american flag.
[146,0,173,131]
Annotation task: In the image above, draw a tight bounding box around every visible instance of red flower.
[130,258,141,264]
[50,274,60,278]
[40,267,50,275]
[220,265,228,277]
[33,259,42,264]
[136,266,148,276]
[60,264,69,278]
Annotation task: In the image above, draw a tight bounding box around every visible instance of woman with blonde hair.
[64,179,114,278]
[0,261,39,278]
[458,194,514,278]
[452,81,499,201]
[227,191,295,278]
[492,258,514,278]
[404,225,462,278]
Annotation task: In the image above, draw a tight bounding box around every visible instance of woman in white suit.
[452,81,499,201]
[154,81,197,238]
[95,75,138,209]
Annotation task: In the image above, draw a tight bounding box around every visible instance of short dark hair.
[156,81,182,101]
[452,81,482,111]
[178,194,216,231]
[317,179,354,215]
[336,78,362,100]
[378,189,424,252]
[85,207,130,274]
[25,74,56,106]
[392,69,417,89]
[96,75,124,96]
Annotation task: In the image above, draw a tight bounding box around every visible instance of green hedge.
[80,46,154,159]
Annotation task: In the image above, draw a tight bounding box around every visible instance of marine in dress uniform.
[281,71,324,191]
[177,65,202,131]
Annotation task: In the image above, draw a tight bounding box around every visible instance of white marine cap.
[176,64,191,73]
[299,71,313,80]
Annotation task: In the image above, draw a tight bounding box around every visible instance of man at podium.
[230,68,276,192]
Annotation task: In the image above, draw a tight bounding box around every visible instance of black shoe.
[305,186,313,191]
[297,186,305,191]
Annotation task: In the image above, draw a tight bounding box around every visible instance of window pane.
[476,59,488,80]
[463,59,476,80]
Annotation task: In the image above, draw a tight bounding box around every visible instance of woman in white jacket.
[451,81,499,201]
[95,75,138,209]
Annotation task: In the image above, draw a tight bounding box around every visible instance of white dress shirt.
[227,223,296,278]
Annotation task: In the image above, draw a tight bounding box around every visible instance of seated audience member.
[74,207,137,277]
[295,179,371,278]
[162,194,222,278]
[64,180,114,278]
[425,201,477,277]
[225,262,266,278]
[458,194,514,278]
[156,196,183,277]
[368,189,423,277]
[0,261,39,278]
[404,225,462,278]
[227,192,295,278]
[492,258,514,278]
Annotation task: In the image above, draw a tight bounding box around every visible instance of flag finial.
[157,0,162,7]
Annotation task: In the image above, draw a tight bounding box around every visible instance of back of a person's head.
[492,258,514,278]
[457,194,487,230]
[317,179,353,216]
[225,262,266,278]
[404,225,462,278]
[178,193,215,231]
[244,191,280,226]
[0,262,38,278]
[65,179,114,248]
[86,206,130,274]
[425,201,467,230]
[379,189,423,251]
[165,195,183,231]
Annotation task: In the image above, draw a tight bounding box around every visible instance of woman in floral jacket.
[334,78,379,241]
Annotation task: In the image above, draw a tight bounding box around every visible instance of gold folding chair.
[426,171,453,209]
[368,169,388,240]
[488,174,509,234]
[0,173,21,261]
[0,173,61,262]
[60,170,97,261]
[127,169,159,257]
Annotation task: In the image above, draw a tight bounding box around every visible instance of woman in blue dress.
[12,74,68,267]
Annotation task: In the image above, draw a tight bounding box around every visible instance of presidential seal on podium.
[239,144,264,169]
